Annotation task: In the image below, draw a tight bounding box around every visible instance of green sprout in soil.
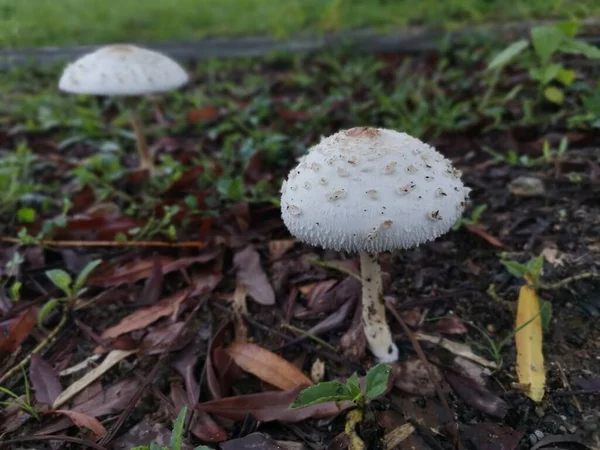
[290,363,391,410]
[290,364,392,449]
[487,20,600,105]
[483,137,568,167]
[0,367,40,421]
[0,259,102,384]
[452,203,488,230]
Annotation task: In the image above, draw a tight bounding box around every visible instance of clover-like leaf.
[365,363,392,400]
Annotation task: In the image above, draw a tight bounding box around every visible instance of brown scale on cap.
[346,127,380,138]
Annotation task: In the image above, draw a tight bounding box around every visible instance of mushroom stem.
[359,251,399,363]
[128,108,155,176]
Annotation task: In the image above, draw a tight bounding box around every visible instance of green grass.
[0,0,598,49]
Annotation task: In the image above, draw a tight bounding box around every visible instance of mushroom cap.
[280,127,470,253]
[58,44,189,96]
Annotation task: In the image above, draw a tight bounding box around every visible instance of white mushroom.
[280,127,470,363]
[58,44,189,175]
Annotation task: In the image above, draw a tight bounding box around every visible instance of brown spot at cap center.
[106,44,136,53]
[345,127,379,138]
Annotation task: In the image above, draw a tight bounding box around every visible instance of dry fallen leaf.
[391,359,444,397]
[415,332,497,369]
[445,371,508,418]
[226,340,313,390]
[515,283,545,403]
[234,246,275,305]
[53,410,107,438]
[268,239,296,260]
[170,382,227,442]
[0,306,37,355]
[53,349,136,409]
[72,377,140,417]
[29,354,62,405]
[196,385,347,422]
[101,288,192,340]
[88,252,218,287]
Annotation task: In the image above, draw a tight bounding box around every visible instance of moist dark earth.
[0,39,599,450]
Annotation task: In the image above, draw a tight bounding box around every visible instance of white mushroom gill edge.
[359,251,399,363]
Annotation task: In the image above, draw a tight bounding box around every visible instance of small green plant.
[131,406,212,450]
[0,368,40,420]
[460,309,550,369]
[499,253,545,290]
[569,80,600,129]
[119,205,180,242]
[0,142,42,216]
[499,252,552,327]
[16,198,73,244]
[482,137,568,167]
[453,203,487,230]
[290,363,391,410]
[38,259,102,326]
[487,21,600,104]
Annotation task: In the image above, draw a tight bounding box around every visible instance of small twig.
[309,259,363,283]
[387,305,462,450]
[0,237,206,248]
[0,435,109,450]
[0,306,68,384]
[540,272,600,290]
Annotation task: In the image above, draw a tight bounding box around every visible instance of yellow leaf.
[515,283,545,402]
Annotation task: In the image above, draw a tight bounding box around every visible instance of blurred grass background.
[0,0,597,49]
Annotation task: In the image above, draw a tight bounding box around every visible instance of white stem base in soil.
[359,251,399,363]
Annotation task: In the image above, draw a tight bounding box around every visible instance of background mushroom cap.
[280,127,470,253]
[58,44,189,96]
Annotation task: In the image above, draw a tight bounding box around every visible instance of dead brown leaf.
[427,317,468,335]
[0,306,37,355]
[101,288,191,340]
[88,251,218,288]
[234,246,275,305]
[72,378,140,417]
[187,106,219,123]
[391,359,445,397]
[53,410,106,437]
[445,371,508,418]
[297,277,360,318]
[206,322,234,399]
[29,354,62,405]
[226,340,313,390]
[268,239,296,260]
[140,322,191,355]
[53,350,136,409]
[196,385,347,422]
